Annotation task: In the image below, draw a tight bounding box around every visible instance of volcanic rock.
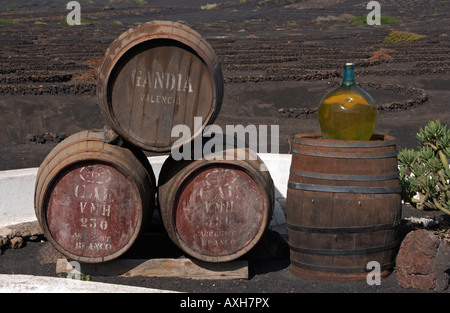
[396,229,450,291]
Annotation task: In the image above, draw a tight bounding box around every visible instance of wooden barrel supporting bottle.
[97,20,224,153]
[286,133,401,281]
[158,149,274,263]
[34,130,156,263]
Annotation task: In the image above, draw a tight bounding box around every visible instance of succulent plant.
[398,120,450,215]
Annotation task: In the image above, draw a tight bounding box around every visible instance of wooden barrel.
[286,133,402,281]
[34,130,156,263]
[158,149,274,262]
[97,20,224,152]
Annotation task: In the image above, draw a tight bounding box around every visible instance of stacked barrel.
[34,21,274,264]
[34,130,156,263]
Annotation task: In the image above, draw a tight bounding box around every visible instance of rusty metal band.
[290,168,399,181]
[289,241,398,256]
[290,259,395,274]
[288,181,401,194]
[292,137,396,148]
[287,221,399,234]
[291,148,398,159]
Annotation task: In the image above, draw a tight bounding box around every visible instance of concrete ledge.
[0,153,291,229]
[0,274,179,293]
[0,168,38,228]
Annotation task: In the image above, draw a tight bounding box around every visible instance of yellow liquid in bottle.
[318,85,377,141]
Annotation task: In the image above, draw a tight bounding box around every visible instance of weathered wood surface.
[97,20,224,152]
[286,133,402,281]
[56,258,248,280]
[158,149,274,263]
[34,130,156,263]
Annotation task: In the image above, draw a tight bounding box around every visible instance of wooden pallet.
[56,258,248,280]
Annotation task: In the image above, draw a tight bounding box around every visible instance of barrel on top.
[158,149,274,262]
[286,133,401,281]
[34,130,156,263]
[97,20,224,152]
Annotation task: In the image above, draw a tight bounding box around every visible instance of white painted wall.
[0,168,39,228]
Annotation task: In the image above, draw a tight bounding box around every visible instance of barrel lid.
[292,133,397,148]
[97,21,224,152]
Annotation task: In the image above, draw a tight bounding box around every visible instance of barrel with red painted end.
[34,130,156,263]
[158,149,274,263]
[97,20,224,153]
[286,133,402,281]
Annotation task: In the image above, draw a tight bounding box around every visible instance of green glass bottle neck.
[342,63,355,86]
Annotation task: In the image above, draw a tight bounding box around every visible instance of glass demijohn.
[318,63,377,141]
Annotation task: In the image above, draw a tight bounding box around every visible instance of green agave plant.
[398,120,450,215]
